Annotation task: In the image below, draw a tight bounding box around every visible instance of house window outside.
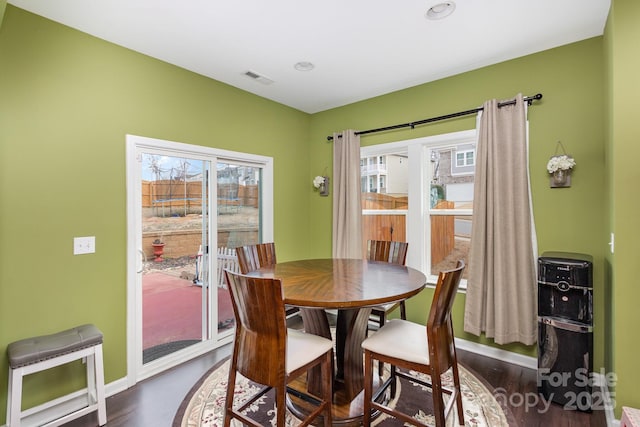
[456,149,475,167]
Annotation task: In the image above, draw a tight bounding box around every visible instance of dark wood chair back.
[224,270,286,386]
[236,242,277,274]
[367,240,408,265]
[366,240,410,376]
[427,260,465,376]
[361,259,466,427]
[236,242,300,318]
[223,270,333,426]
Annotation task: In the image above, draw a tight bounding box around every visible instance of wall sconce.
[313,175,330,196]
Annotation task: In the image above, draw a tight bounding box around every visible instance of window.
[456,149,475,167]
[361,130,476,284]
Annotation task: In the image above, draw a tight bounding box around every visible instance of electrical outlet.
[74,236,95,255]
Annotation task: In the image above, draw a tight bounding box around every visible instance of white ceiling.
[8,0,610,114]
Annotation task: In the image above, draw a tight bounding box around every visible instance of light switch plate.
[74,236,95,255]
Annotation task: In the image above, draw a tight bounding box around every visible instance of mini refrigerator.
[537,252,593,411]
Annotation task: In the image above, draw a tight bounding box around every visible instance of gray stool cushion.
[7,324,103,368]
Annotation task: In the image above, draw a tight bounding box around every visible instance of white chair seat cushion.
[286,329,333,374]
[361,319,430,365]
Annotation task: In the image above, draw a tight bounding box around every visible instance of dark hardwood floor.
[66,314,608,427]
[65,343,608,427]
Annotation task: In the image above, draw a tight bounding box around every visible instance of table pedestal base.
[300,307,372,400]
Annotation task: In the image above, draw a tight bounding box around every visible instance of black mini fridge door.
[538,316,593,411]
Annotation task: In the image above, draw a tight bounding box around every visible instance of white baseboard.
[454,337,538,370]
[592,372,619,427]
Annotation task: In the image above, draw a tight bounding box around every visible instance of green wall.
[0,1,6,26]
[0,5,312,414]
[608,0,640,416]
[310,37,608,360]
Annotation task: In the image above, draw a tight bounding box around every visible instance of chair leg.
[92,345,107,425]
[362,350,373,427]
[399,301,407,320]
[275,385,286,427]
[321,351,333,427]
[223,362,237,427]
[451,364,465,425]
[431,374,446,427]
[390,365,398,398]
[7,367,22,427]
[377,312,386,377]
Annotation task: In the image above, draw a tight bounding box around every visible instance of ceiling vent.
[244,70,274,85]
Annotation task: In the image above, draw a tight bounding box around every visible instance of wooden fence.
[362,215,406,244]
[361,194,454,265]
[141,181,259,214]
[430,200,455,265]
[362,193,408,209]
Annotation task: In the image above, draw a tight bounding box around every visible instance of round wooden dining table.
[245,258,427,425]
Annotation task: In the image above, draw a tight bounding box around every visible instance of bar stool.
[6,324,106,427]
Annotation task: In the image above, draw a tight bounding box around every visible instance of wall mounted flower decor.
[547,141,575,188]
[313,175,329,196]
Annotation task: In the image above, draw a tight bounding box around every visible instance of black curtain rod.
[326,93,543,141]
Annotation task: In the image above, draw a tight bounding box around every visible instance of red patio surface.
[143,272,234,350]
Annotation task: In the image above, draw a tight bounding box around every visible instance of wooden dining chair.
[361,260,466,427]
[223,270,334,427]
[236,242,299,318]
[366,240,409,329]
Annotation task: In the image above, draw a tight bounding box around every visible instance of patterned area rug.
[174,358,514,427]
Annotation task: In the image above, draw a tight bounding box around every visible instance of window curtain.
[332,130,363,259]
[463,94,538,345]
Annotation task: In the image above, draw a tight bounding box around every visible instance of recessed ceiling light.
[426,2,456,20]
[294,61,315,72]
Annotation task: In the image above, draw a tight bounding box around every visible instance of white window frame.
[361,129,476,287]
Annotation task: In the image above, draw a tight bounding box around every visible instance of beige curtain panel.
[464,94,538,345]
[332,130,363,259]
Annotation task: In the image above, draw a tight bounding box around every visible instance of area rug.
[173,358,514,427]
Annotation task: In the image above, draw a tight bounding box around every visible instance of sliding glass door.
[139,153,210,365]
[126,135,273,383]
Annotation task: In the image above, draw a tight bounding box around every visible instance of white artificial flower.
[546,155,576,173]
[313,176,325,188]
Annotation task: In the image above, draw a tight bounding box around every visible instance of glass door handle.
[137,249,147,273]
